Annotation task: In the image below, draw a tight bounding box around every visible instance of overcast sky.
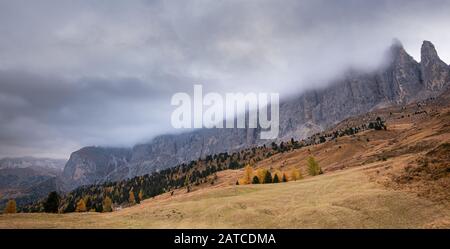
[1,0,450,159]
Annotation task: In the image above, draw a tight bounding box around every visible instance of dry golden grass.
[1,166,449,228]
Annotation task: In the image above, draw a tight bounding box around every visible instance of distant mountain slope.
[62,40,450,189]
[0,157,66,209]
[0,157,66,171]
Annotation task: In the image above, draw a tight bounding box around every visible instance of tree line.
[236,156,322,185]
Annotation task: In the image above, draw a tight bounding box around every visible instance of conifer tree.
[44,191,60,213]
[273,173,280,183]
[263,171,272,184]
[94,202,103,213]
[282,173,288,182]
[252,175,260,184]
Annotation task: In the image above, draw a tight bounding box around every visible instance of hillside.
[2,89,449,228]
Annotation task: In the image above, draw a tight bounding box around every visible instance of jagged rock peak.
[421,40,440,62]
[389,38,407,53]
[387,38,415,64]
[420,40,449,91]
[391,38,404,49]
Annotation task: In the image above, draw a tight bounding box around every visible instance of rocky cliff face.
[62,146,131,189]
[62,40,450,189]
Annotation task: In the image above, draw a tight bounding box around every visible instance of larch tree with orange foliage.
[256,169,268,183]
[242,165,254,184]
[138,189,144,202]
[290,168,302,181]
[129,190,136,204]
[307,156,322,176]
[75,199,87,212]
[3,199,16,214]
[102,196,113,212]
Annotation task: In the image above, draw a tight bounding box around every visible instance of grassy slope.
[1,166,449,228]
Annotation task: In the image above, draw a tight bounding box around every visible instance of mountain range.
[59,40,450,190]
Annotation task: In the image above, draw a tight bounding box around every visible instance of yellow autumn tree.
[75,199,87,212]
[307,156,322,176]
[129,190,136,204]
[298,169,303,179]
[102,196,112,212]
[256,169,268,183]
[138,189,144,202]
[242,165,254,184]
[290,168,303,181]
[4,199,16,214]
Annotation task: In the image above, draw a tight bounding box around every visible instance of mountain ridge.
[61,40,450,190]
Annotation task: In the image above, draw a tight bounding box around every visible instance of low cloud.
[0,0,450,158]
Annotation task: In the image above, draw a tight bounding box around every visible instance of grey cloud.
[0,70,181,158]
[1,0,450,158]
